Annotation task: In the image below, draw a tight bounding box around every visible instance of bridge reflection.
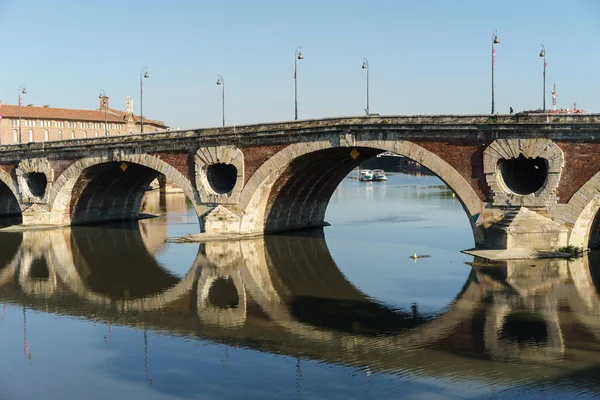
[2,226,600,384]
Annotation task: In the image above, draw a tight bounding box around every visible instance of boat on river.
[359,169,373,181]
[372,169,387,181]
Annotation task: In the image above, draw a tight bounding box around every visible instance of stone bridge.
[2,227,600,382]
[1,114,600,250]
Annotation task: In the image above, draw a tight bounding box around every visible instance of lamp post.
[491,30,500,114]
[18,84,27,144]
[216,75,225,127]
[294,47,304,120]
[140,67,150,133]
[539,45,546,112]
[361,58,370,116]
[99,89,108,136]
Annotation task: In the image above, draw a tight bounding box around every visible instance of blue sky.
[0,0,598,128]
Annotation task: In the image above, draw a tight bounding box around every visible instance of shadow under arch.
[238,140,484,245]
[0,232,23,284]
[47,155,199,226]
[0,168,23,226]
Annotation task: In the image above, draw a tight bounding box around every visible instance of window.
[58,130,62,140]
[28,130,33,142]
[71,131,75,139]
[13,130,17,143]
[44,130,49,141]
[95,131,99,137]
[83,131,87,138]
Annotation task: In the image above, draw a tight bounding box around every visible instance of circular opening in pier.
[208,277,239,309]
[498,155,548,195]
[28,258,50,280]
[500,312,548,345]
[207,163,237,194]
[26,172,48,198]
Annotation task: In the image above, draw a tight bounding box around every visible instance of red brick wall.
[413,140,492,202]
[0,164,17,178]
[555,142,600,203]
[50,160,76,181]
[150,152,194,186]
[243,144,288,185]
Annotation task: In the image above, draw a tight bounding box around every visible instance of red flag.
[19,97,22,106]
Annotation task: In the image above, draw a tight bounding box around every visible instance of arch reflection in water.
[2,227,600,384]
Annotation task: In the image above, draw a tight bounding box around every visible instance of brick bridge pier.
[0,114,599,251]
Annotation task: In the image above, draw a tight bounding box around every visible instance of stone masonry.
[0,114,598,251]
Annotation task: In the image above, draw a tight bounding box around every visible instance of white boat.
[372,169,387,181]
[359,169,373,181]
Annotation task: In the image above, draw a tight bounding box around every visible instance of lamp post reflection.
[23,306,32,360]
[144,326,153,385]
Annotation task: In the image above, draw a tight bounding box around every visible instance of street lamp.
[140,67,150,133]
[362,58,370,116]
[99,89,108,136]
[539,45,546,112]
[491,30,500,114]
[216,75,225,127]
[294,47,304,121]
[18,84,27,144]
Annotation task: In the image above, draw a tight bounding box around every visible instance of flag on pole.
[19,97,22,106]
[492,48,496,67]
[141,81,144,95]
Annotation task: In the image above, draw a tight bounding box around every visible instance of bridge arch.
[567,171,600,249]
[237,139,484,243]
[48,154,199,225]
[0,168,22,218]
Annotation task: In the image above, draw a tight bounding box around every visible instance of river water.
[1,171,600,399]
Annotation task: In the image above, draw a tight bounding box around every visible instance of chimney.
[100,96,110,110]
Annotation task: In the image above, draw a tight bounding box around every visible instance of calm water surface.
[1,172,600,399]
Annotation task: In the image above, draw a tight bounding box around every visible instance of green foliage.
[557,244,583,255]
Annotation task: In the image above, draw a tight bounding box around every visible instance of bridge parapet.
[0,114,598,253]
